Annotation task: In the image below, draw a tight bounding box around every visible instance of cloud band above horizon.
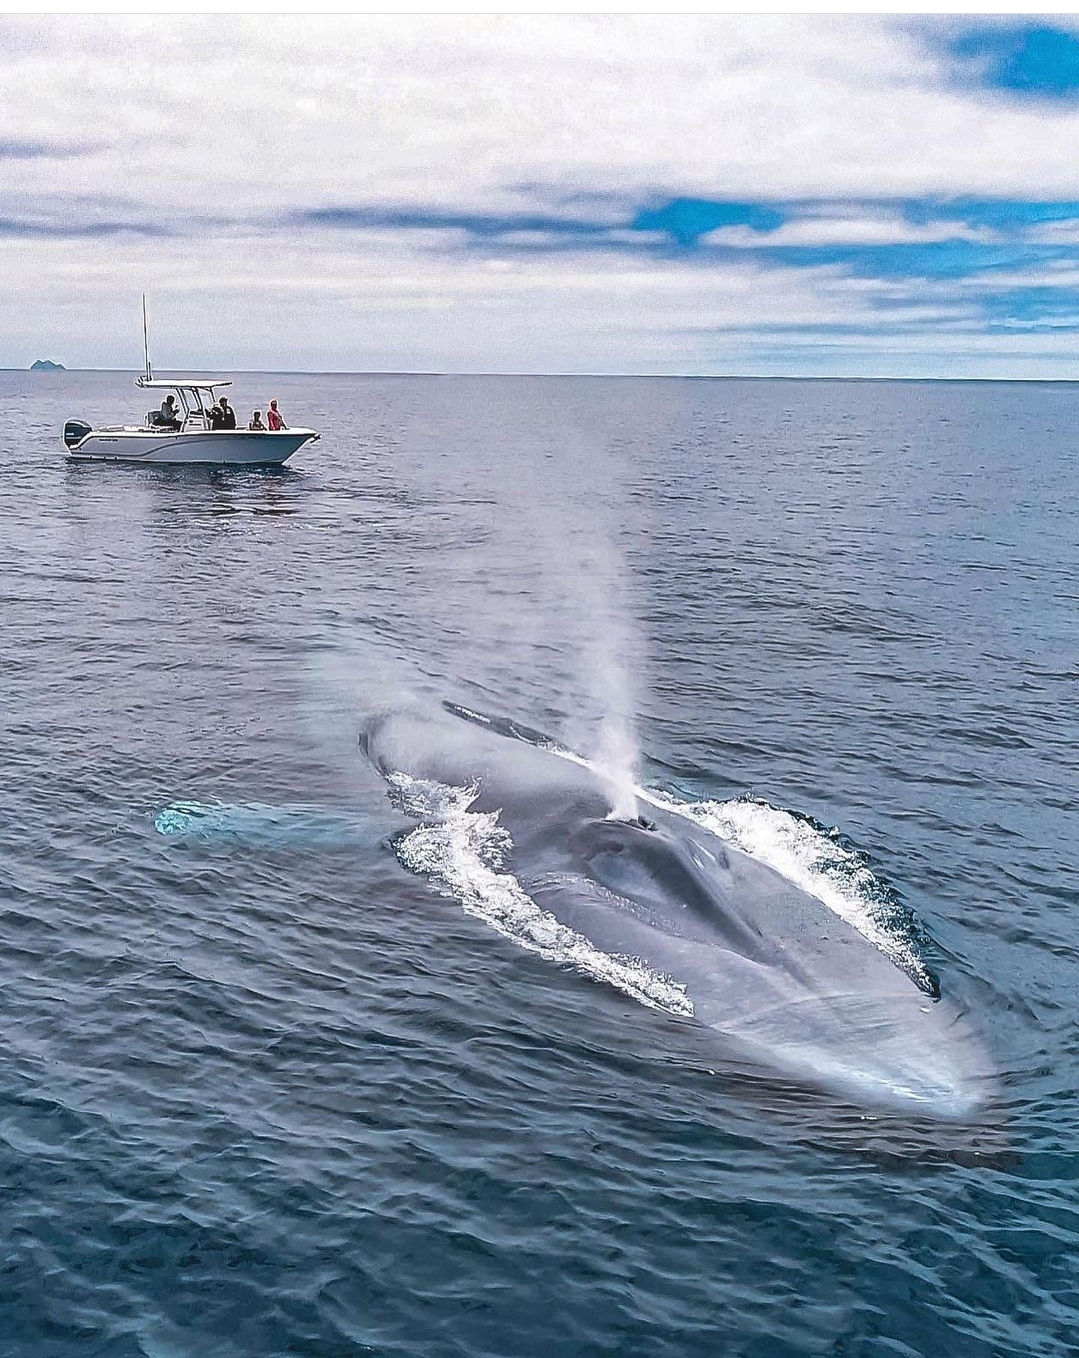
[5,14,1079,377]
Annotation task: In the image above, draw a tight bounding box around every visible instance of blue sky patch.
[629,198,785,245]
[948,22,1079,100]
[757,239,1057,282]
[900,197,1079,232]
[981,286,1079,327]
[300,197,787,249]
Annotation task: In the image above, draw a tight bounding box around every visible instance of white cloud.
[2,14,1079,374]
[6,15,1079,209]
[704,215,996,248]
[1022,221,1079,244]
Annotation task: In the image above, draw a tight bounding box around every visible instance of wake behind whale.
[363,701,993,1119]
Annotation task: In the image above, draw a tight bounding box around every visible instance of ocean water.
[0,370,1076,1356]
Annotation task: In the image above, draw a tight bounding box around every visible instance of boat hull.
[64,429,318,466]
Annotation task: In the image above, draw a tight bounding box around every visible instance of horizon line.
[9,366,1079,385]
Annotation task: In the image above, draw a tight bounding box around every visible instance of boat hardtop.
[136,375,236,429]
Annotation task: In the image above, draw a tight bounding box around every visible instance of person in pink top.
[266,399,288,431]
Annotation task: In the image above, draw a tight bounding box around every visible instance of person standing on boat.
[266,399,287,431]
[219,395,237,430]
[208,401,225,430]
[158,394,180,430]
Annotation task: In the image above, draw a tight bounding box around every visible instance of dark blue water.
[1,371,1077,1356]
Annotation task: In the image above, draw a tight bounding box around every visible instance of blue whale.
[362,702,993,1118]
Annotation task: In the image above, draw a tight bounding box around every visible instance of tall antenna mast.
[142,292,153,382]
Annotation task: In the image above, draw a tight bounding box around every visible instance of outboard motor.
[63,419,92,449]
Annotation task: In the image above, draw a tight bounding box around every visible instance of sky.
[7,13,1079,377]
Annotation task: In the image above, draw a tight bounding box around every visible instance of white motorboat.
[63,377,319,466]
[62,296,319,466]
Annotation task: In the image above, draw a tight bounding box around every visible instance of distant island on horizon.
[31,359,65,371]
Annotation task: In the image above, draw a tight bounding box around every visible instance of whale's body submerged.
[362,704,992,1118]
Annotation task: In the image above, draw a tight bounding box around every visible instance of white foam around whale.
[644,791,935,994]
[390,741,935,1011]
[531,743,933,993]
[390,773,695,1017]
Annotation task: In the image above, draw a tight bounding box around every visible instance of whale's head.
[558,814,787,963]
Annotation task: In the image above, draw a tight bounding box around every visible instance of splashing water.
[389,730,938,1005]
[389,773,694,1017]
[643,790,938,996]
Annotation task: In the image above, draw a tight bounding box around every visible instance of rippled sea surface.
[1,370,1077,1357]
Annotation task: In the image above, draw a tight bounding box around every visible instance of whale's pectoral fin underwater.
[361,702,993,1119]
[152,799,364,847]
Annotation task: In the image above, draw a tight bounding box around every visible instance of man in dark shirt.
[219,396,237,430]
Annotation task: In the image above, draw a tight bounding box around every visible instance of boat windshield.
[179,386,211,419]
